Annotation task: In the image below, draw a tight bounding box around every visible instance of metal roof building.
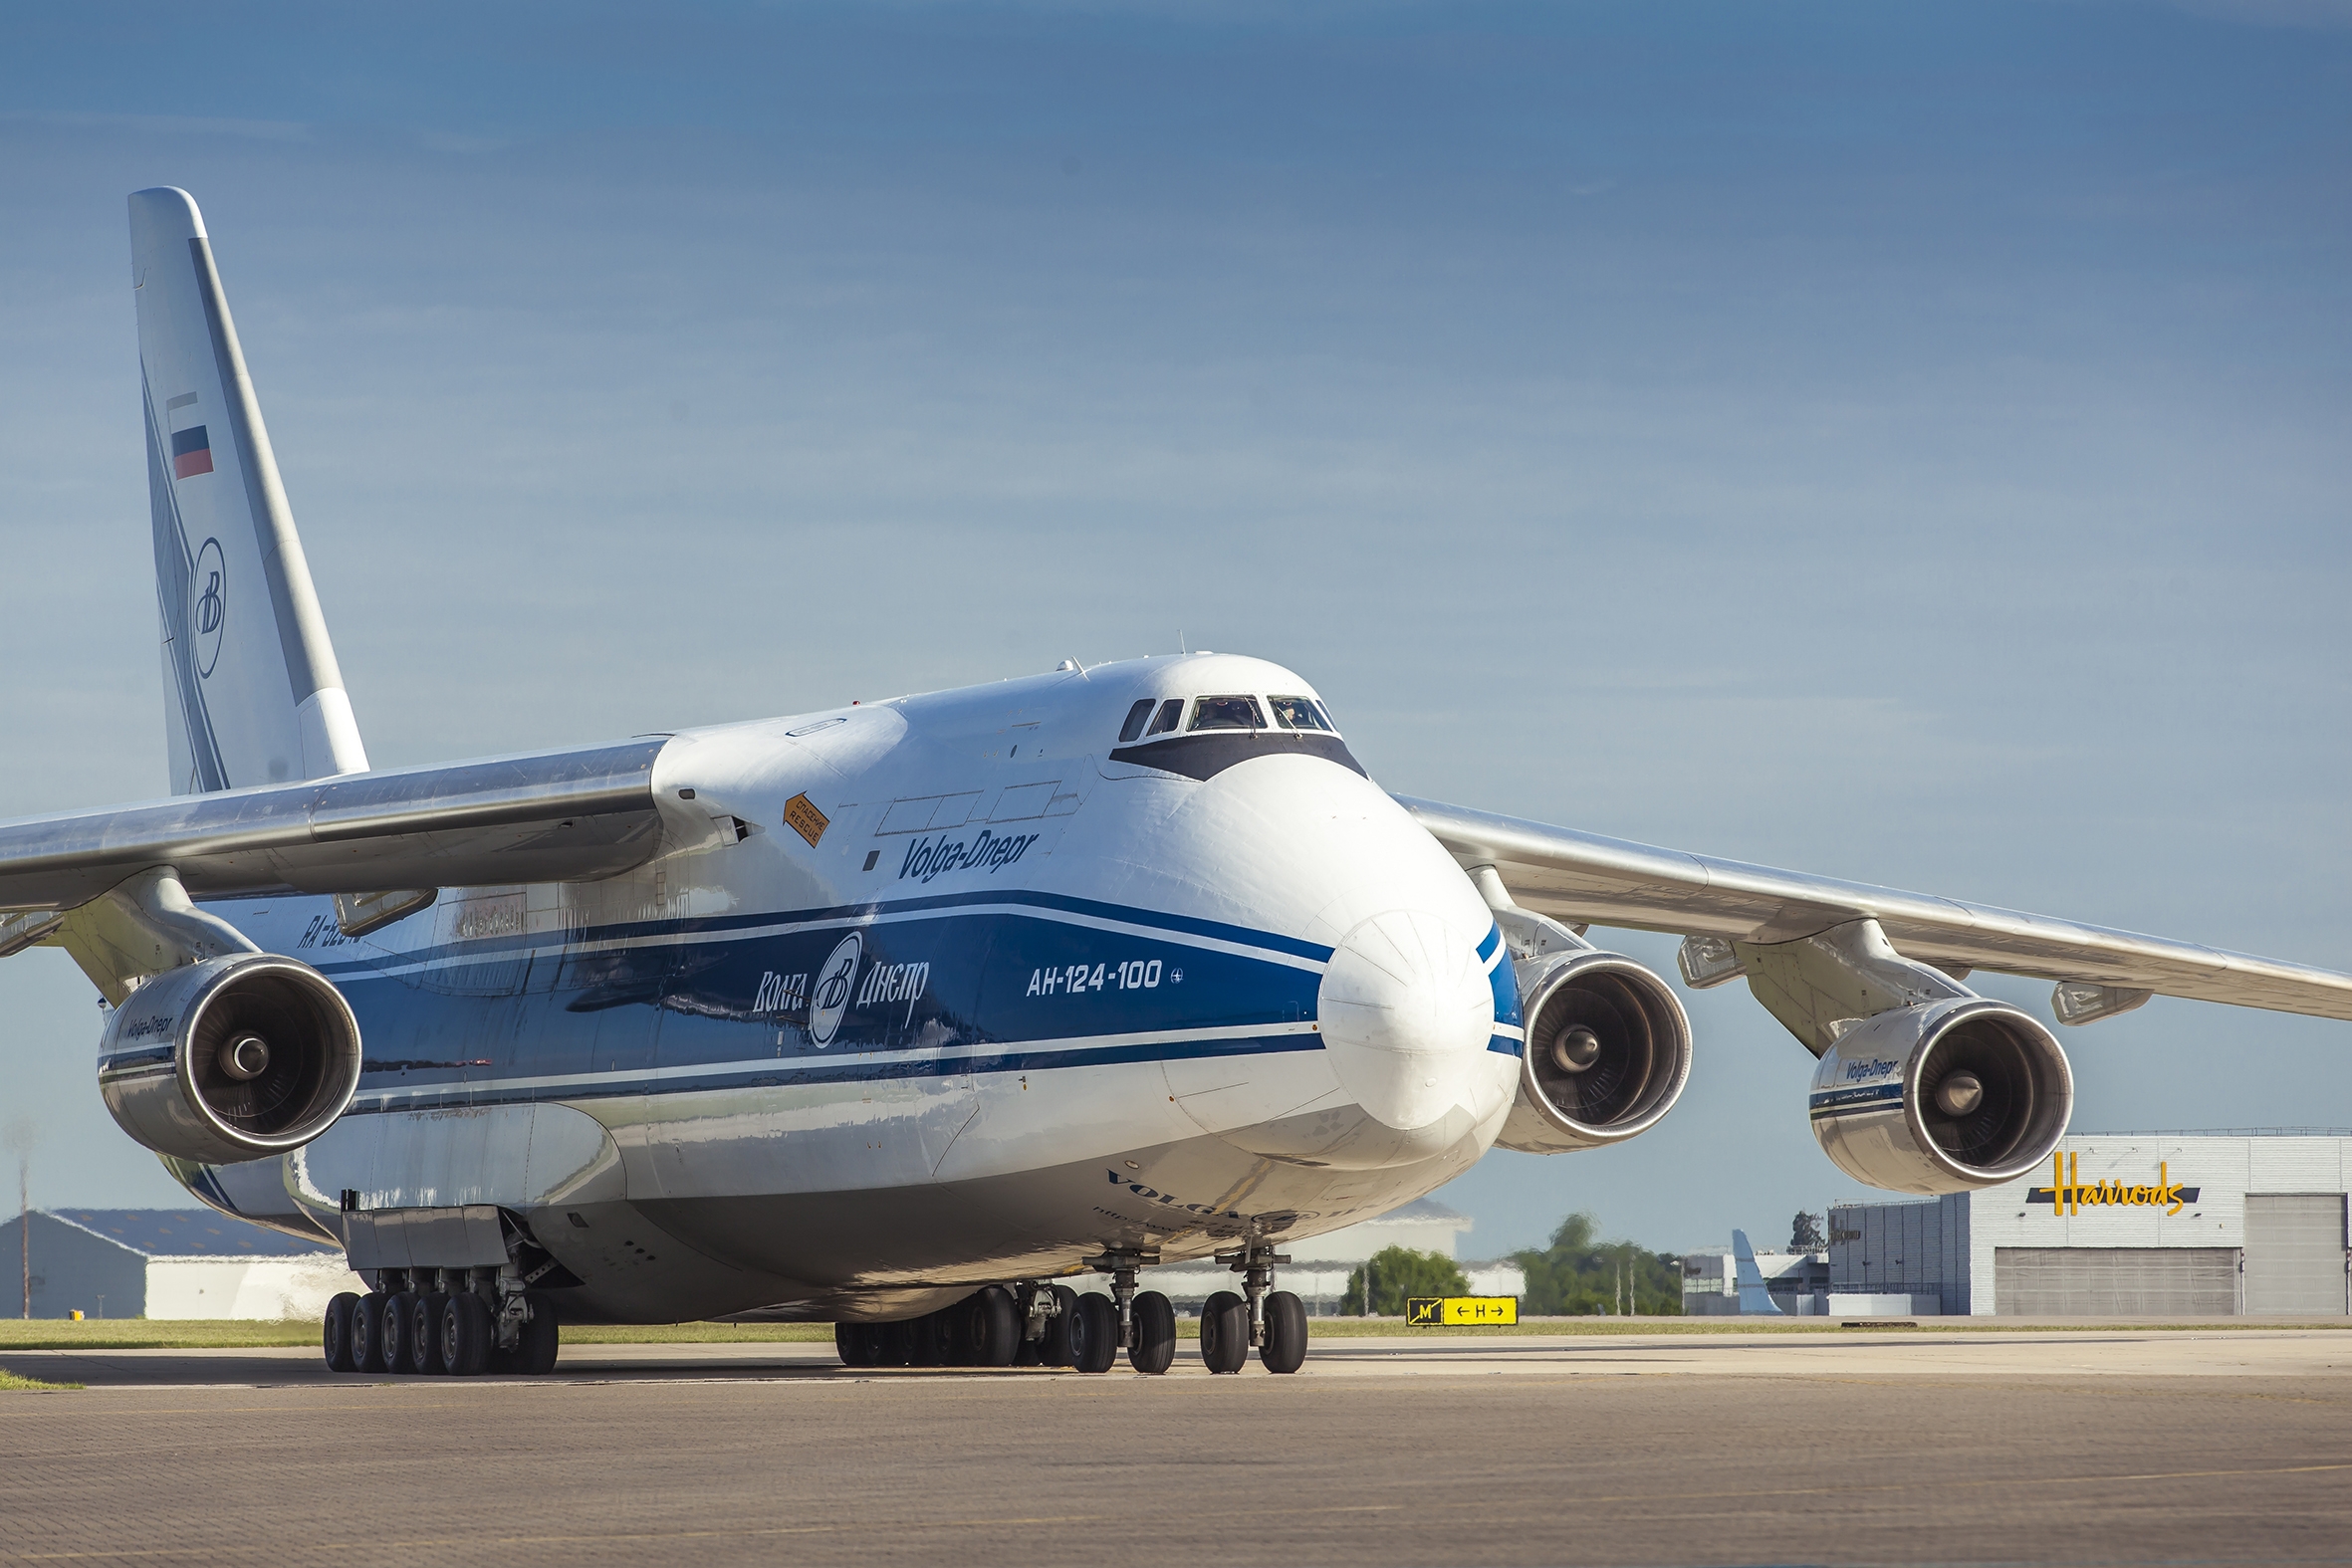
[0,1209,364,1320]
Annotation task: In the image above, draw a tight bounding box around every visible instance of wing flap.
[0,739,667,911]
[1398,794,2352,1023]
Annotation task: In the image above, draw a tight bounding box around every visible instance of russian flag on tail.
[171,425,213,479]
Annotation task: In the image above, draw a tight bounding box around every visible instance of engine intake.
[1809,998,2073,1193]
[1497,951,1692,1153]
[98,953,362,1165]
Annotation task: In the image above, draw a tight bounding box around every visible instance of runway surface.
[5,1329,2350,1566]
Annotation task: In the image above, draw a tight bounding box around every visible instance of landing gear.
[379,1289,415,1375]
[1204,1227,1305,1373]
[835,1322,879,1367]
[963,1286,1021,1367]
[510,1298,559,1375]
[1069,1292,1118,1373]
[412,1292,450,1375]
[839,1289,1026,1371]
[350,1292,386,1373]
[323,1291,358,1373]
[1040,1284,1079,1367]
[1127,1290,1177,1375]
[1079,1245,1168,1375]
[1200,1289,1248,1373]
[442,1292,493,1377]
[1261,1290,1308,1374]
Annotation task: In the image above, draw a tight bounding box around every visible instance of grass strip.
[0,1369,82,1392]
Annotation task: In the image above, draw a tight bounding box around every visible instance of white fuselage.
[180,654,1525,1322]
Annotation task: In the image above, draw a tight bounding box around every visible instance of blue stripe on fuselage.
[315,894,1332,1112]
[1484,921,1524,1055]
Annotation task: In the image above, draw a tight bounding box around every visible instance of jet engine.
[97,953,362,1165]
[1809,997,2073,1193]
[1496,951,1692,1153]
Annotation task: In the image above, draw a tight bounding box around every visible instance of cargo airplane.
[3,188,2346,1377]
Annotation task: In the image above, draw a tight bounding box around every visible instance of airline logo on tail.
[192,538,226,677]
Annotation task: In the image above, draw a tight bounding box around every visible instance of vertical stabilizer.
[129,187,367,793]
[1731,1229,1786,1315]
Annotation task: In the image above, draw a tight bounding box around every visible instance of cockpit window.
[1118,699,1154,744]
[1146,699,1183,737]
[1269,696,1333,733]
[1188,695,1266,732]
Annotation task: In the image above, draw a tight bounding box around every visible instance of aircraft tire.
[834,1322,877,1367]
[1199,1290,1248,1374]
[380,1291,415,1375]
[971,1286,1021,1367]
[515,1300,560,1375]
[1127,1290,1177,1375]
[323,1291,358,1373]
[1041,1285,1079,1367]
[1261,1290,1308,1374]
[350,1292,385,1373]
[1069,1291,1118,1374]
[944,1296,982,1366]
[908,1310,945,1367]
[876,1319,913,1366]
[443,1292,493,1377]
[413,1292,451,1374]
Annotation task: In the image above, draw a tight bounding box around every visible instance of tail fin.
[129,187,367,794]
[1731,1229,1785,1315]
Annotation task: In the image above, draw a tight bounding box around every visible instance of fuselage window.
[1145,699,1183,737]
[1189,694,1265,732]
[1269,696,1334,734]
[1117,699,1155,743]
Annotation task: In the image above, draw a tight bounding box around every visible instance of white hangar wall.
[1832,1133,2352,1317]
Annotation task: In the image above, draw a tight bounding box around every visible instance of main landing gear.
[325,1277,558,1377]
[830,1234,1308,1377]
[833,1276,1167,1375]
[836,1285,1027,1370]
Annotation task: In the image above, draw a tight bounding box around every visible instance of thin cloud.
[3,110,312,141]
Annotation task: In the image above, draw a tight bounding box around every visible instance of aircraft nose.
[1317,909,1497,1131]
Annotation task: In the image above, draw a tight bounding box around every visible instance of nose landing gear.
[1213,1228,1307,1374]
[1081,1246,1177,1374]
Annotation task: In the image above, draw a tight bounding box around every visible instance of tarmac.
[5,1327,2350,1566]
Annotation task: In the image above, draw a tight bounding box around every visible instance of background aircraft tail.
[129,186,367,794]
[1732,1229,1785,1315]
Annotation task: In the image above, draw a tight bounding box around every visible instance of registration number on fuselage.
[1026,958,1173,998]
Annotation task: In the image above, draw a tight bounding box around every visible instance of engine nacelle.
[98,953,362,1166]
[1810,997,2073,1193]
[1496,951,1692,1153]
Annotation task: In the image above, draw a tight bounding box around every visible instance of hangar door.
[1995,1248,2238,1315]
[2243,1195,2349,1316]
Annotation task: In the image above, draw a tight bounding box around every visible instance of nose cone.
[1318,909,1498,1130]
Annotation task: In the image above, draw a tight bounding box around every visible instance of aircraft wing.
[1398,795,2352,1023]
[0,738,669,918]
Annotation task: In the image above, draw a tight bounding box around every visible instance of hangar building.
[0,1209,363,1320]
[1830,1131,2352,1316]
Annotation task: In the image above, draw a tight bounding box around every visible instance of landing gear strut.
[1080,1247,1174,1374]
[1212,1224,1307,1374]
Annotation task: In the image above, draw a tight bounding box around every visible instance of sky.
[2,0,2348,1259]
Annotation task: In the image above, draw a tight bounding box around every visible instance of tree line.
[1339,1210,1685,1316]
